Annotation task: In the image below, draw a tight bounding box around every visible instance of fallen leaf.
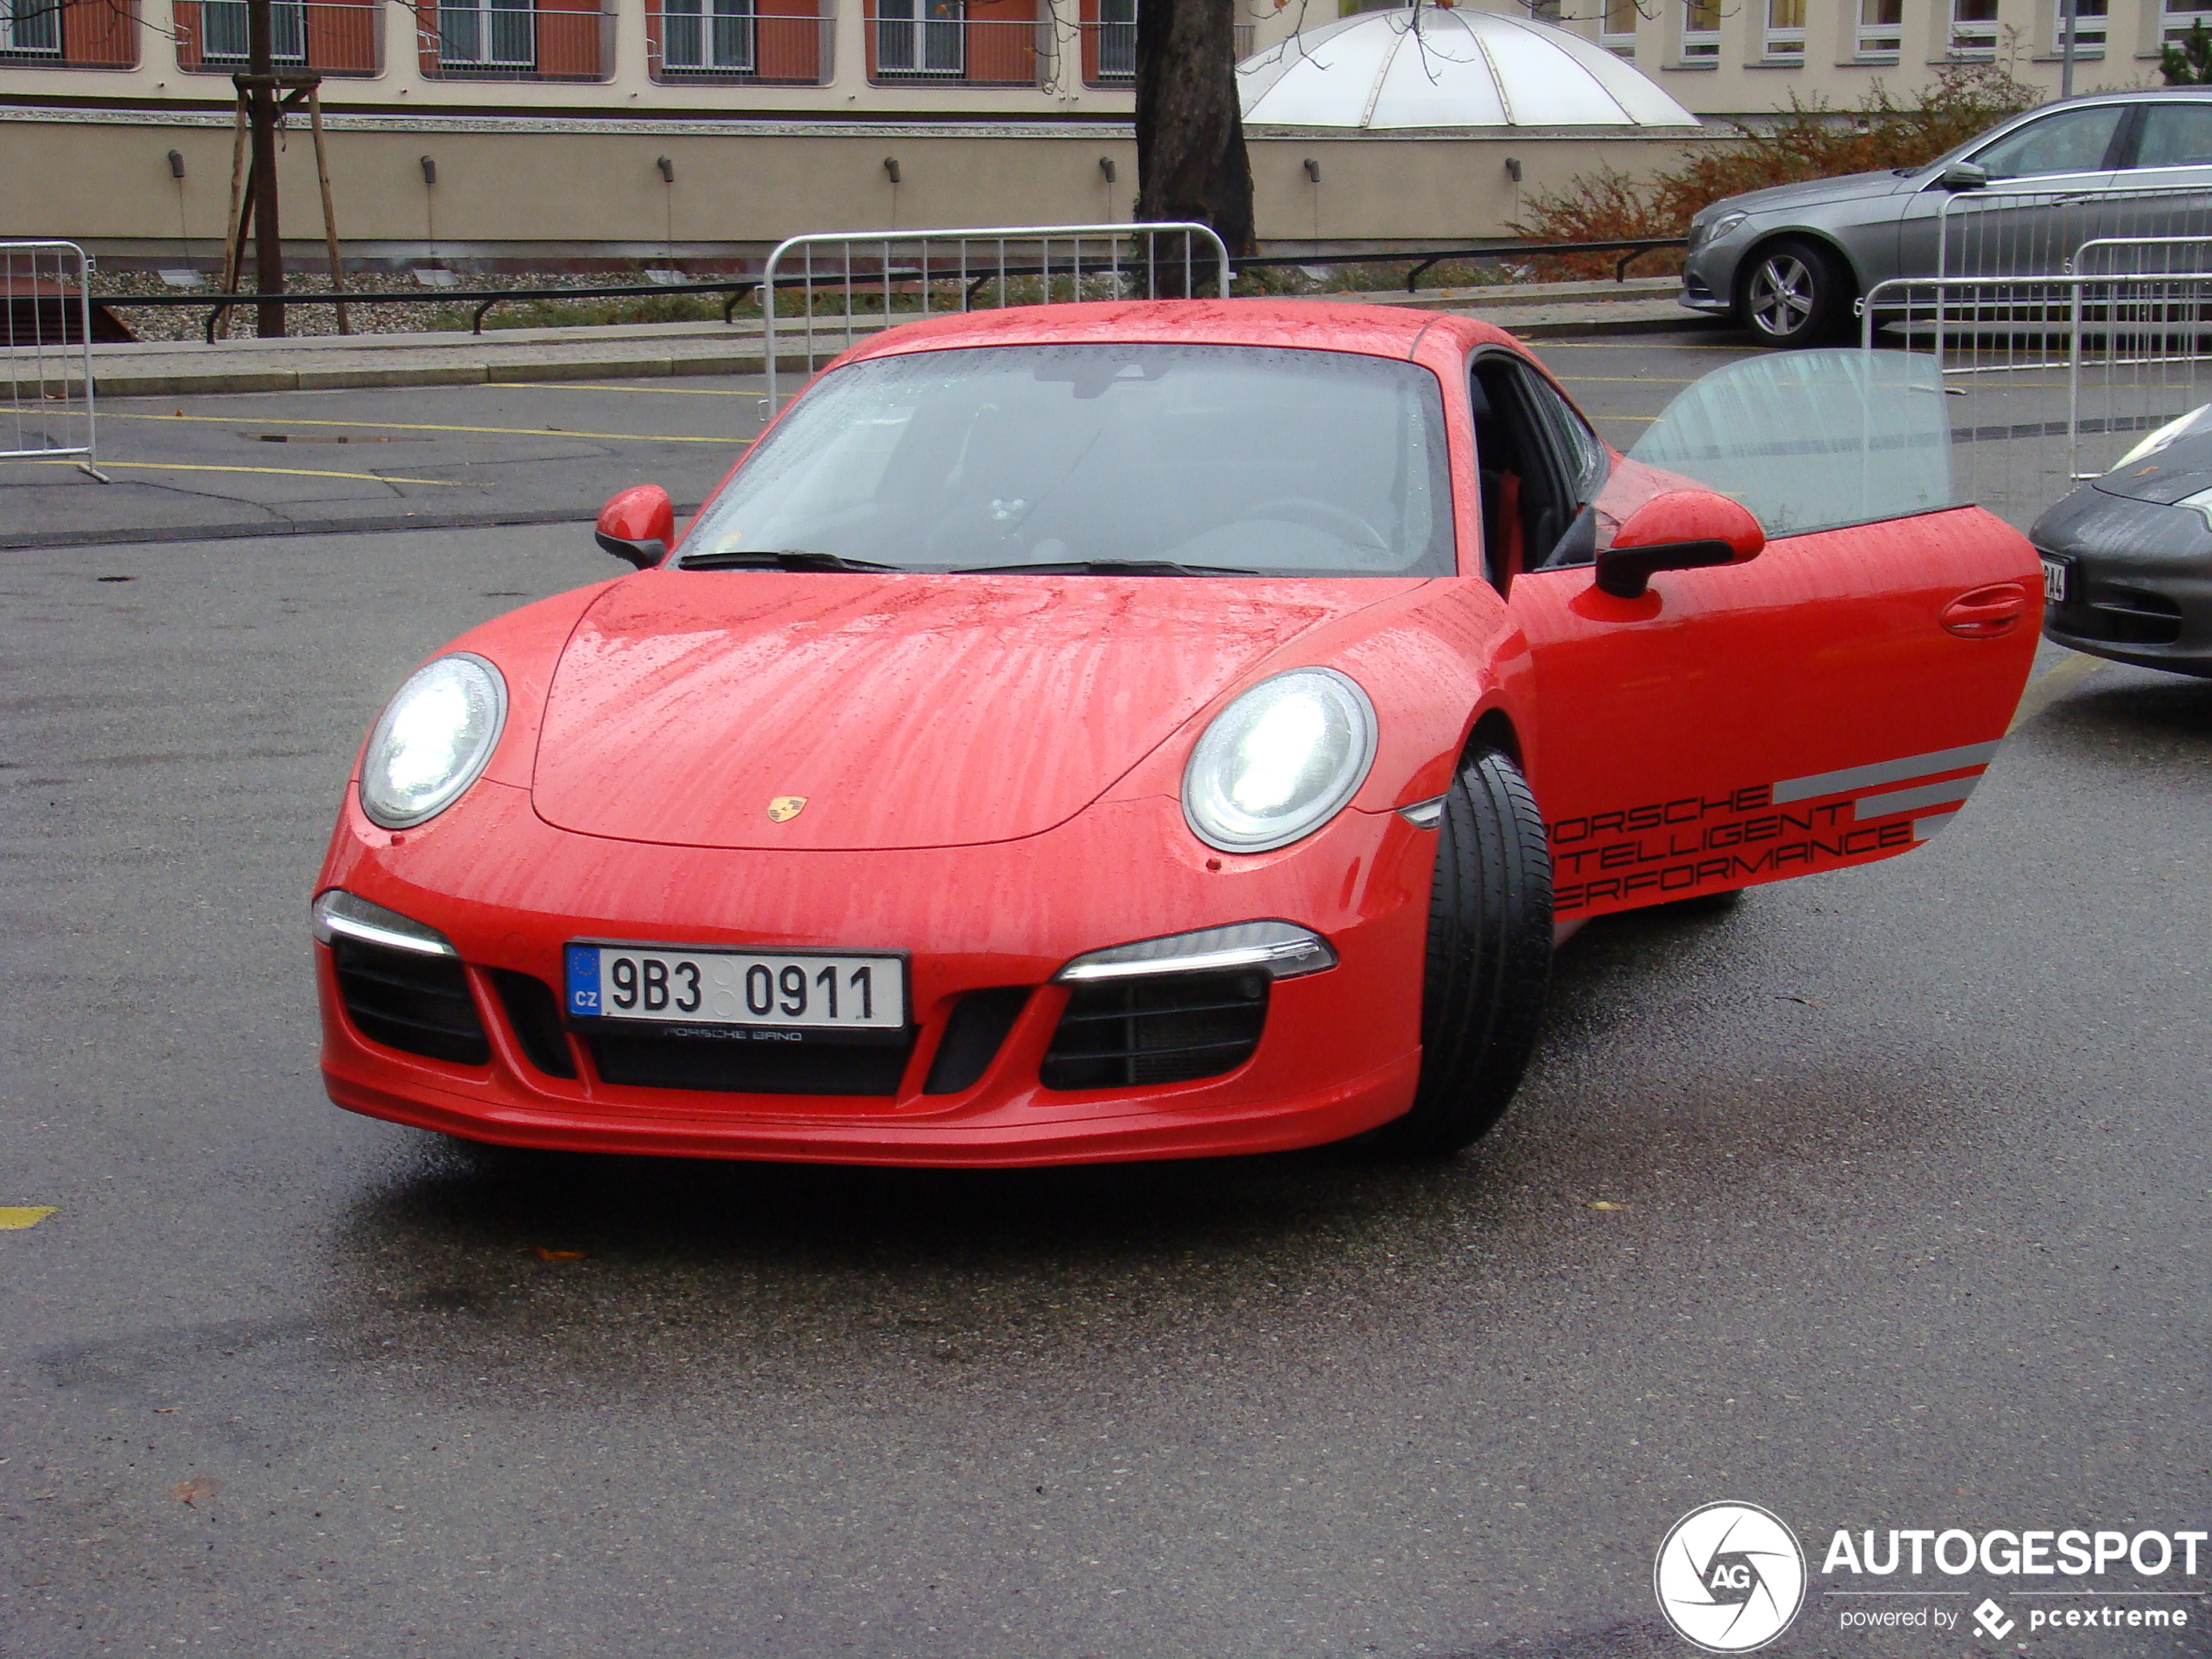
[1589,1201,1629,1211]
[532,1248,585,1262]
[0,1207,57,1231]
[152,1407,178,1414]
[170,1475,221,1507]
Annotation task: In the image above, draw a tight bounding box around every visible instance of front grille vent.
[589,1029,914,1097]
[2055,585,2184,645]
[1040,969,1268,1091]
[491,970,577,1079]
[330,937,489,1067]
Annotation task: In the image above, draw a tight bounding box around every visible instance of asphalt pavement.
[1,334,2207,1659]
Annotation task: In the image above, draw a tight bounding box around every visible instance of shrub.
[1511,61,2040,278]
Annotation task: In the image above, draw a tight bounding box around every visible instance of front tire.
[1741,237,1853,346]
[1379,748,1554,1155]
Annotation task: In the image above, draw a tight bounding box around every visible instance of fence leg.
[307,86,349,336]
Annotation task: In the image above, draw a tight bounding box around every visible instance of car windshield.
[678,343,1455,577]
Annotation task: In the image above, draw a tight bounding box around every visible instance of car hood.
[529,571,1419,851]
[1710,170,1910,218]
[2092,425,2212,502]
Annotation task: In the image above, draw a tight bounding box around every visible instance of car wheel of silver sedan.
[1742,238,1851,346]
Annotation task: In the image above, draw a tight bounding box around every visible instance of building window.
[2165,0,2212,41]
[1856,0,1900,54]
[0,0,62,51]
[440,0,535,63]
[1763,0,1804,55]
[1601,0,1635,56]
[2052,0,2104,51]
[876,0,961,72]
[199,0,307,57]
[663,0,751,67]
[1681,0,1718,57]
[1949,0,1997,55]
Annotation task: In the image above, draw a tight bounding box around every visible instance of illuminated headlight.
[1054,921,1338,983]
[358,653,507,829]
[312,888,456,957]
[2114,402,2212,469]
[1182,667,1377,853]
[1691,212,1747,250]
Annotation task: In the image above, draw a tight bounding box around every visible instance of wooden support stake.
[307,84,349,335]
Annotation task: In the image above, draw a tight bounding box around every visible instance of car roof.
[836,300,1522,366]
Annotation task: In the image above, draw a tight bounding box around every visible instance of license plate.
[2041,556,2070,604]
[564,943,907,1032]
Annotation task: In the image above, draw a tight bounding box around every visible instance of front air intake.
[1039,970,1268,1091]
[330,937,489,1067]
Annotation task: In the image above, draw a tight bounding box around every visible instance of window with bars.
[1681,0,1718,57]
[876,0,962,71]
[0,0,62,50]
[1949,0,1997,55]
[201,0,307,57]
[2164,0,2212,41]
[663,0,752,68]
[1857,0,1900,54]
[1601,0,1635,56]
[2052,0,2104,51]
[1763,0,1804,56]
[440,0,534,62]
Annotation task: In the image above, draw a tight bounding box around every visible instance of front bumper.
[316,778,1435,1165]
[2032,489,2212,678]
[1678,243,1742,315]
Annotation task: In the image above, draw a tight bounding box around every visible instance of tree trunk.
[247,0,285,337]
[1133,0,1255,287]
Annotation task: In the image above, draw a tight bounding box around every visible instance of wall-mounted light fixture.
[1505,157,1523,184]
[883,157,902,185]
[657,155,675,184]
[1099,156,1117,184]
[1303,158,1322,184]
[420,156,437,185]
[167,149,185,179]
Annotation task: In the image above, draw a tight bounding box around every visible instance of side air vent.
[924,988,1032,1096]
[1039,970,1268,1092]
[2057,584,2185,646]
[330,936,489,1067]
[491,970,577,1079]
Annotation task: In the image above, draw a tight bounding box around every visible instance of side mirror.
[595,484,675,569]
[1594,489,1764,599]
[1938,159,1988,192]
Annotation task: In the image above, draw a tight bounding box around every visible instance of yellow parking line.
[4,459,473,486]
[2007,650,2107,732]
[105,411,737,445]
[0,1207,57,1230]
[500,381,766,399]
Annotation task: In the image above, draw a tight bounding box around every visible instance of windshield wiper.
[948,558,1258,577]
[680,548,907,572]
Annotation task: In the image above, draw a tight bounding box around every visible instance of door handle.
[1941,582,2030,638]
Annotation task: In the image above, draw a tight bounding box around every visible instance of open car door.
[1487,349,2040,922]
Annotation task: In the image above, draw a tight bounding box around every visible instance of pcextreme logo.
[1654,1502,1808,1653]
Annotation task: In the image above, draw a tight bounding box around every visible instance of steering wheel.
[1243,496,1390,554]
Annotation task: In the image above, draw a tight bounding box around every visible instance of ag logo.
[766,795,807,823]
[1654,1501,1806,1653]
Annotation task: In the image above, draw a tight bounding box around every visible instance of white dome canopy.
[1238,5,1699,131]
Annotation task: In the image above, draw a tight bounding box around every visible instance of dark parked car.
[2031,405,2212,676]
[1681,90,2212,345]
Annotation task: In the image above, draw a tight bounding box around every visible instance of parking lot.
[3,334,2208,1658]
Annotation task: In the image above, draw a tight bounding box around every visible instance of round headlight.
[358,653,507,830]
[1182,668,1378,854]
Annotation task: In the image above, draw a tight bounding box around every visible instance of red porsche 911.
[313,303,2040,1165]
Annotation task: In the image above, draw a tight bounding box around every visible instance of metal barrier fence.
[1862,254,2212,529]
[1937,180,2212,280]
[2,241,104,480]
[761,222,1231,405]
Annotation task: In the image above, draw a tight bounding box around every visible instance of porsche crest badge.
[767,795,807,822]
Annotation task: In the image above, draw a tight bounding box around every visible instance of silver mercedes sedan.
[1682,88,2212,345]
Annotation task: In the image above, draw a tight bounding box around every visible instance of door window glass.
[1971,105,2127,179]
[1629,349,1959,536]
[2134,101,2212,169]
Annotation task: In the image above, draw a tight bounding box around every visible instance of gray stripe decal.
[1912,811,1959,841]
[1772,740,2001,805]
[1855,777,1980,821]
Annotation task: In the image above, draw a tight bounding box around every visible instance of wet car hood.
[529,571,1420,851]
[2093,426,2212,502]
[1708,169,1912,218]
